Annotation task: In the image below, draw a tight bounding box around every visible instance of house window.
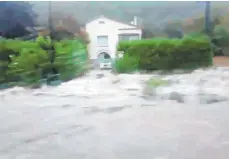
[129,35,139,40]
[118,34,139,42]
[97,35,108,46]
[98,21,105,24]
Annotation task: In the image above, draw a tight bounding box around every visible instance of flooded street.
[1,67,229,159]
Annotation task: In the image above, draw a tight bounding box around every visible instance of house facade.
[85,15,142,67]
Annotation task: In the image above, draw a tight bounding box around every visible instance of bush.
[0,36,88,87]
[213,25,229,47]
[212,25,229,56]
[185,32,207,38]
[147,78,169,87]
[116,36,213,72]
[114,54,139,73]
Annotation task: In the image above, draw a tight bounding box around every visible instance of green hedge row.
[115,36,213,72]
[0,36,88,88]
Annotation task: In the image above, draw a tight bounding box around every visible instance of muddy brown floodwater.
[214,56,229,67]
[1,68,229,159]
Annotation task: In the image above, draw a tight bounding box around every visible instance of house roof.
[86,15,142,29]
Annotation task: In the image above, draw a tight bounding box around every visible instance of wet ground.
[214,56,229,67]
[1,68,229,159]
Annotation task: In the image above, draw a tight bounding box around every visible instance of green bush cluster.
[212,25,229,56]
[113,54,139,73]
[185,29,229,56]
[0,36,87,88]
[115,36,213,72]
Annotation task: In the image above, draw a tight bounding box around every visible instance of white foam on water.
[1,67,229,105]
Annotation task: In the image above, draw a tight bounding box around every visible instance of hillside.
[32,1,229,31]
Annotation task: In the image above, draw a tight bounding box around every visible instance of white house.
[85,15,142,67]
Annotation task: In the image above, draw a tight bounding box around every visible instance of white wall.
[86,17,142,61]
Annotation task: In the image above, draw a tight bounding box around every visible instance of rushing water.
[1,67,229,159]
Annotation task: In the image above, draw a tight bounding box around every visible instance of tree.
[163,21,183,38]
[182,17,205,33]
[215,12,229,32]
[0,2,36,38]
[212,25,229,56]
[39,12,89,43]
[182,15,222,35]
[142,28,155,39]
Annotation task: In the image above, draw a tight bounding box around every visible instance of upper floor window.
[98,21,105,24]
[118,34,140,42]
[97,35,108,47]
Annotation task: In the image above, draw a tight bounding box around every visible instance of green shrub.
[53,40,87,81]
[185,32,208,38]
[212,25,229,56]
[213,25,229,47]
[0,36,88,87]
[147,78,169,87]
[117,36,213,72]
[114,54,139,73]
[0,39,35,83]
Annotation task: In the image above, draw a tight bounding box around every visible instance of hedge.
[0,36,88,88]
[113,54,139,73]
[115,36,213,72]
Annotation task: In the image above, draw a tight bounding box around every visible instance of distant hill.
[31,1,229,31]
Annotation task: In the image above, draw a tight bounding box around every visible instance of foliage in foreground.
[113,54,139,73]
[115,36,213,73]
[0,36,87,87]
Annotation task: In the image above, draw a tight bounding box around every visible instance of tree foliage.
[0,36,88,86]
[0,2,36,38]
[39,12,89,43]
[163,21,183,38]
[142,28,155,39]
[212,25,229,47]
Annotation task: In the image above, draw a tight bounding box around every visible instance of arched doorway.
[97,52,112,63]
[97,52,112,69]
